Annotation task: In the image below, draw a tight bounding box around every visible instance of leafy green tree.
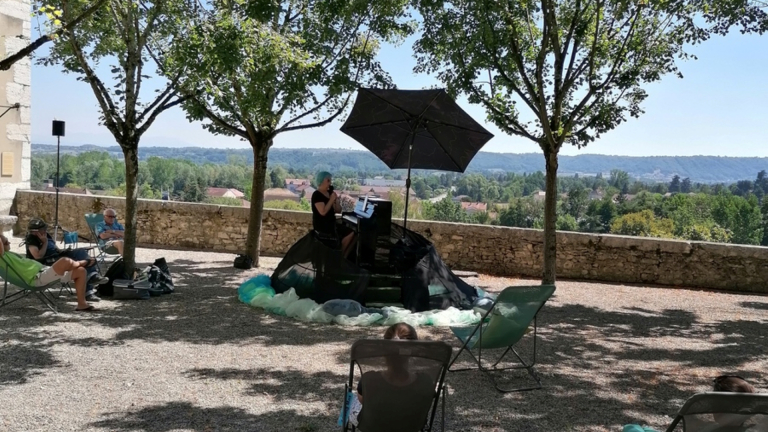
[711,194,764,244]
[669,175,682,193]
[611,210,674,238]
[499,199,544,229]
[414,0,767,284]
[206,196,244,207]
[38,0,189,275]
[269,166,288,189]
[609,170,631,194]
[681,177,693,193]
[264,199,311,212]
[761,200,768,246]
[424,196,467,223]
[556,214,578,232]
[563,185,589,219]
[162,0,411,266]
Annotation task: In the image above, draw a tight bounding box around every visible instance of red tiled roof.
[206,187,245,198]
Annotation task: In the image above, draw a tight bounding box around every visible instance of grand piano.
[341,195,392,271]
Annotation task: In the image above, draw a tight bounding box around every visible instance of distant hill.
[32,144,768,184]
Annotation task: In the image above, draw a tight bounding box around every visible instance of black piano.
[341,196,392,270]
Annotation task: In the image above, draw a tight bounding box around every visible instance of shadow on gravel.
[740,301,768,311]
[88,401,332,432]
[4,255,768,431]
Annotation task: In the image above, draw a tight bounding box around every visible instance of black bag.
[147,257,174,294]
[98,257,129,297]
[234,254,253,270]
[113,280,151,300]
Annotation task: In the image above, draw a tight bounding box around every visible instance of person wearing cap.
[1,233,98,312]
[94,208,124,256]
[26,218,107,302]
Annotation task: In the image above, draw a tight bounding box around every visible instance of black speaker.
[52,120,65,137]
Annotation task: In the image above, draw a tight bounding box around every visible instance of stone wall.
[13,190,768,293]
[0,0,32,214]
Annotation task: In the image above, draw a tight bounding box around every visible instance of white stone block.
[0,182,24,200]
[21,141,30,158]
[5,82,30,105]
[0,0,30,21]
[20,157,30,181]
[13,59,30,86]
[19,105,30,124]
[4,35,27,55]
[6,123,31,142]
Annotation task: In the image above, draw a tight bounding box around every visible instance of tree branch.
[0,0,109,71]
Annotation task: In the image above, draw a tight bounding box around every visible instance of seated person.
[712,375,760,430]
[95,208,124,256]
[26,218,107,302]
[1,234,98,312]
[312,171,355,257]
[352,323,435,429]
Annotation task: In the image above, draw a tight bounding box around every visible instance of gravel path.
[1,240,767,431]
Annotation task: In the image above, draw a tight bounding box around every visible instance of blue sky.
[30,30,768,157]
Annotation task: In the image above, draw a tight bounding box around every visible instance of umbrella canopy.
[340,88,494,229]
[340,88,494,172]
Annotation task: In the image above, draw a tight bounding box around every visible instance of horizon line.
[30,142,768,159]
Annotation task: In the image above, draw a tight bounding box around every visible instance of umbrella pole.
[403,137,415,231]
[54,135,60,242]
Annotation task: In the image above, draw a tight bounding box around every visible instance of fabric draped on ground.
[238,274,482,327]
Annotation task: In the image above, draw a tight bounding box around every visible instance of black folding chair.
[665,392,768,431]
[341,339,452,432]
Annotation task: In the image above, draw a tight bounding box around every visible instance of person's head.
[28,218,47,237]
[315,171,332,192]
[713,375,756,426]
[383,323,418,379]
[713,375,755,393]
[384,323,418,341]
[103,208,118,223]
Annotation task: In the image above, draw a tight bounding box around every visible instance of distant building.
[588,189,605,201]
[361,178,406,187]
[263,188,300,203]
[532,191,546,201]
[206,187,245,199]
[285,178,311,193]
[461,202,487,214]
[452,195,471,202]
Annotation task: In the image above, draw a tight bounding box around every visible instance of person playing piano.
[312,171,356,258]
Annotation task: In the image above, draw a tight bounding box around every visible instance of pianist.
[312,171,356,257]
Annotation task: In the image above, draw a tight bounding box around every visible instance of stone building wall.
[13,190,768,293]
[0,0,32,214]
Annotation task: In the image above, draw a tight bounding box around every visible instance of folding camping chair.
[0,254,60,313]
[84,213,120,271]
[341,339,453,432]
[448,284,556,393]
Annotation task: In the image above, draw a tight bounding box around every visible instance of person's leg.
[67,248,101,299]
[112,240,124,256]
[50,258,91,310]
[341,232,357,258]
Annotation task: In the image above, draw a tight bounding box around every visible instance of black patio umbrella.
[340,88,494,229]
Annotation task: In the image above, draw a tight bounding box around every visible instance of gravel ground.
[1,239,767,431]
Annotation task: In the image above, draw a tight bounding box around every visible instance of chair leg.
[450,342,542,393]
[35,290,58,313]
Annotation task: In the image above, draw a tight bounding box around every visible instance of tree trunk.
[542,149,559,285]
[122,144,140,277]
[244,141,271,267]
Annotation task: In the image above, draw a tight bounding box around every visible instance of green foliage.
[611,210,675,238]
[264,199,311,212]
[711,194,764,245]
[423,197,466,223]
[498,199,544,229]
[556,214,578,232]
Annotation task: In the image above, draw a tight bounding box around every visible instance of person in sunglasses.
[95,208,125,256]
[25,218,107,302]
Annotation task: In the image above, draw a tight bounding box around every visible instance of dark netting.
[271,231,369,304]
[271,224,477,312]
[349,339,451,432]
[668,393,768,432]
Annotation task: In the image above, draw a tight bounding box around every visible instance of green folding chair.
[84,213,120,270]
[0,254,59,313]
[448,284,556,392]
